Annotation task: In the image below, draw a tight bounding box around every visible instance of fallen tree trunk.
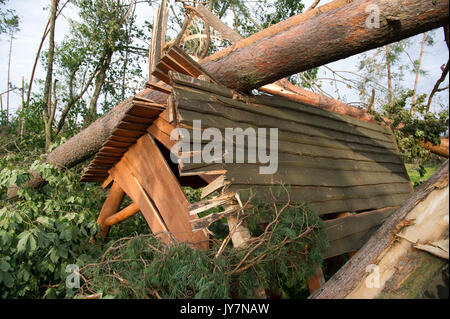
[8,0,448,199]
[261,83,450,158]
[309,160,449,299]
[7,96,136,199]
[202,0,449,91]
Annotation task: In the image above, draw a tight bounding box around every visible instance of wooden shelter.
[81,46,413,272]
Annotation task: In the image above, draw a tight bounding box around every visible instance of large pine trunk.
[8,0,449,199]
[310,160,449,299]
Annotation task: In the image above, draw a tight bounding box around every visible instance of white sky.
[1,0,448,117]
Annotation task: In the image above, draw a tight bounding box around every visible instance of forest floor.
[406,162,443,188]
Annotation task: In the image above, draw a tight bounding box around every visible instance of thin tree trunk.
[42,0,59,150]
[306,0,321,12]
[19,76,24,135]
[6,32,13,123]
[411,32,427,112]
[26,0,68,108]
[385,45,392,105]
[426,59,449,112]
[88,51,113,121]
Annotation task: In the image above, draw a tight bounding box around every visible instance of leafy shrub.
[0,160,105,298]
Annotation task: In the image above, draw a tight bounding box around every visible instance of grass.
[405,162,442,188]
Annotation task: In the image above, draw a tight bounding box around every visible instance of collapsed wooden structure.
[80,45,414,288]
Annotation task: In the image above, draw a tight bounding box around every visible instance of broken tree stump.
[310,160,449,299]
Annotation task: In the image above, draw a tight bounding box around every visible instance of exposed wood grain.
[201,175,229,198]
[109,159,168,242]
[117,134,208,248]
[310,160,449,299]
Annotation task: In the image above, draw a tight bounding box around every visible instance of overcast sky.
[1,0,448,117]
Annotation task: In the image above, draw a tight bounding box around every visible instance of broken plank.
[190,204,241,232]
[148,124,176,151]
[126,105,163,118]
[189,193,236,215]
[113,128,146,138]
[110,135,139,143]
[122,114,156,125]
[201,175,230,198]
[324,206,399,242]
[119,133,208,247]
[109,159,169,242]
[99,146,128,154]
[145,81,172,94]
[117,121,149,131]
[152,66,171,84]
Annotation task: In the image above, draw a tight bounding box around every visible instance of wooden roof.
[81,45,413,259]
[80,46,212,183]
[170,73,413,216]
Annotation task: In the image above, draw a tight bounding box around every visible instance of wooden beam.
[113,133,208,248]
[102,174,114,189]
[185,4,242,43]
[149,0,168,83]
[109,160,169,243]
[95,181,125,239]
[104,202,140,226]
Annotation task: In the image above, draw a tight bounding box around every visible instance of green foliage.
[377,89,448,161]
[0,0,19,36]
[79,189,328,299]
[0,159,107,298]
[368,89,448,182]
[406,162,441,188]
[260,0,304,28]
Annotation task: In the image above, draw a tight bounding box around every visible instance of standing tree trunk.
[87,50,113,122]
[42,0,59,150]
[385,45,392,105]
[6,31,14,124]
[411,32,427,112]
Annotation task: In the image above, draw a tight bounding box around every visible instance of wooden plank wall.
[171,73,413,218]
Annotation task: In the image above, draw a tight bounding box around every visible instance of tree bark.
[385,45,392,105]
[411,32,427,111]
[88,50,113,119]
[42,0,59,150]
[309,160,449,299]
[426,59,449,112]
[7,0,449,199]
[201,0,449,92]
